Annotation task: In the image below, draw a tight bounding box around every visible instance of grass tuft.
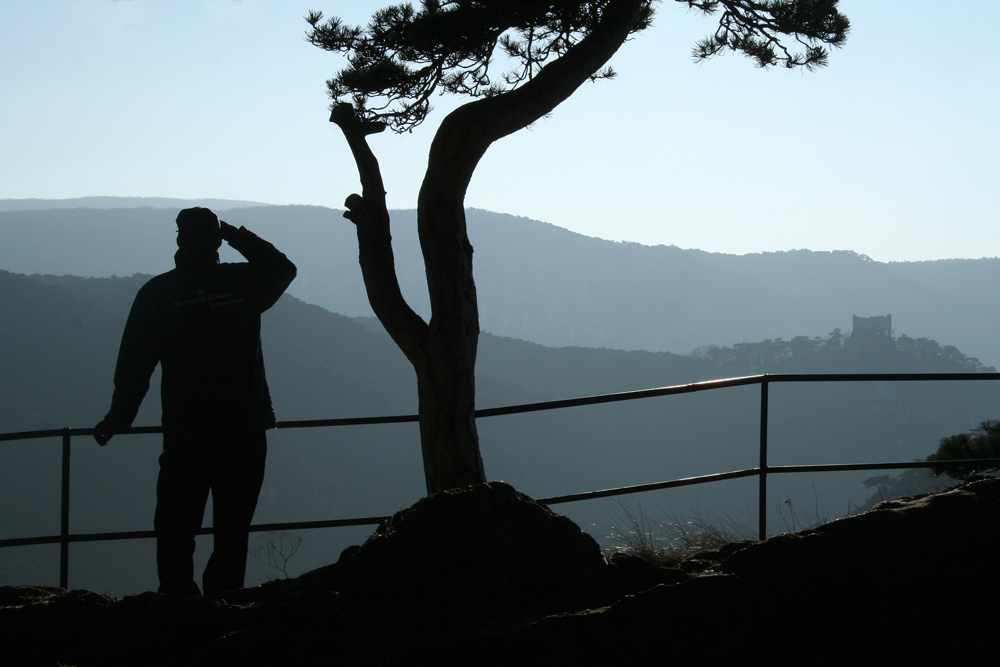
[603,489,858,568]
[601,499,757,568]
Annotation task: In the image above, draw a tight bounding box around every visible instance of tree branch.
[329,104,429,364]
[329,103,389,200]
[423,0,645,191]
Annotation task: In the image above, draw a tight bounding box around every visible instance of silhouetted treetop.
[684,0,849,69]
[306,0,655,132]
[306,0,848,132]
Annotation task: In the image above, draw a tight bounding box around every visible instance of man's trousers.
[154,427,267,596]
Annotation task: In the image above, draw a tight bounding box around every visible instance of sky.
[1,0,997,263]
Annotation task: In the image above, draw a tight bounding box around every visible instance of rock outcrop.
[3,479,999,665]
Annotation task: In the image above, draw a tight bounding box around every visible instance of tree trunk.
[414,333,484,493]
[414,189,486,493]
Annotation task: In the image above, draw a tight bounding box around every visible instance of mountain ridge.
[0,196,272,212]
[3,203,998,367]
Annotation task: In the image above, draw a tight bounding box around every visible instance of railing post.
[60,428,71,589]
[758,376,768,541]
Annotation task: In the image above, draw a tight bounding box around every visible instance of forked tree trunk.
[331,0,643,495]
[330,107,486,495]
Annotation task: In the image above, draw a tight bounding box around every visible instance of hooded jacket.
[103,225,296,432]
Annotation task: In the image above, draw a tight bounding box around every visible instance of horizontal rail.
[1,514,396,549]
[4,457,997,550]
[478,372,1000,419]
[537,468,760,505]
[5,372,997,443]
[0,425,161,443]
[766,458,1000,475]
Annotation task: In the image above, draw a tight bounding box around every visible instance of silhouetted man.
[94,207,296,596]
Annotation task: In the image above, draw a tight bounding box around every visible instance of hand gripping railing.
[3,372,1000,589]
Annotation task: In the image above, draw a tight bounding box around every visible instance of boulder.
[298,481,614,627]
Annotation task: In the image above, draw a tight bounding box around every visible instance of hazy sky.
[1,1,997,262]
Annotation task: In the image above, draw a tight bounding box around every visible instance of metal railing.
[3,372,1000,589]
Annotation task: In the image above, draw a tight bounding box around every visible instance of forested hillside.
[2,204,998,368]
[2,271,996,596]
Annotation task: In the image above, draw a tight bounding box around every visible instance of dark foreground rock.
[3,479,999,665]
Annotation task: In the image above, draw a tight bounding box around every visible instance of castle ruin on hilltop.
[851,314,892,340]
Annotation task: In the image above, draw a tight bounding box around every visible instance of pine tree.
[307,0,850,494]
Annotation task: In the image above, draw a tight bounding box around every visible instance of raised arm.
[220,221,297,312]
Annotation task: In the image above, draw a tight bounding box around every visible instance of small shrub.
[861,468,957,509]
[248,530,303,580]
[927,420,1000,481]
